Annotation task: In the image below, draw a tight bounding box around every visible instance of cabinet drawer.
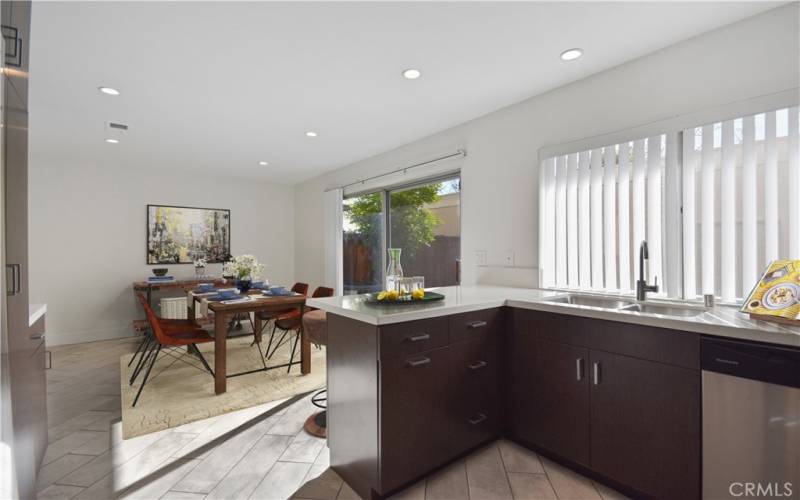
[529,310,593,347]
[380,317,448,359]
[449,337,502,454]
[380,346,450,493]
[449,308,503,344]
[590,320,700,370]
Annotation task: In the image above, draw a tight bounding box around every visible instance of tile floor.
[37,337,629,500]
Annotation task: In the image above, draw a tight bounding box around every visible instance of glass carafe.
[386,248,404,292]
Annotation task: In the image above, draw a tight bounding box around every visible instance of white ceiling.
[29,1,781,184]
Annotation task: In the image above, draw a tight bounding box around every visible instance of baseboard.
[45,325,137,346]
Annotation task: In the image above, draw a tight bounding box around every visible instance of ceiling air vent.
[108,122,128,131]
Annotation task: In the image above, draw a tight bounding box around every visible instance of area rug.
[120,334,326,438]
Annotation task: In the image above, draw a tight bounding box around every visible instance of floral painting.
[147,205,230,264]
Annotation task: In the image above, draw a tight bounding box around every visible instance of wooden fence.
[343,234,460,292]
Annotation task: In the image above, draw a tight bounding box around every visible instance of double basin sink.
[544,293,706,318]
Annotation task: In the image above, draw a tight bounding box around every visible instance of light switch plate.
[503,250,515,267]
[475,250,487,266]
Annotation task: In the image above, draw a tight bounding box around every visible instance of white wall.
[294,4,799,290]
[28,162,295,346]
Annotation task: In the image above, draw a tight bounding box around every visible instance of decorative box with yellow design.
[741,260,800,325]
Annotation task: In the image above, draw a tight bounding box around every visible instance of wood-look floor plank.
[507,472,557,499]
[540,458,601,500]
[171,415,281,494]
[465,443,513,500]
[206,434,293,499]
[498,439,544,474]
[36,483,85,500]
[249,461,312,500]
[425,460,469,500]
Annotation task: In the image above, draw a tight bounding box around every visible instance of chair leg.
[129,337,154,386]
[130,332,153,377]
[193,344,215,377]
[287,330,300,373]
[132,344,161,407]
[268,328,289,360]
[128,331,149,367]
[264,323,277,358]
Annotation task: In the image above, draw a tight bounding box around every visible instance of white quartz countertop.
[306,286,800,348]
[29,303,46,327]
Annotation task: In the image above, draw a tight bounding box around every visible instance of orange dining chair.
[132,293,215,407]
[273,286,334,373]
[258,282,309,358]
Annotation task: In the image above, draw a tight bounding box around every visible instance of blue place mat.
[193,287,218,293]
[208,293,240,301]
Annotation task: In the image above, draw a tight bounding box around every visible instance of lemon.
[411,289,425,300]
[387,290,400,301]
[377,291,388,301]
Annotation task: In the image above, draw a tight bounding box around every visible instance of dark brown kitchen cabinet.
[381,346,451,493]
[510,309,700,499]
[329,310,507,499]
[330,307,701,500]
[508,308,536,443]
[531,338,591,466]
[448,333,502,454]
[589,350,701,500]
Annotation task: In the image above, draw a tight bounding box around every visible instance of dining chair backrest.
[311,286,334,299]
[135,293,172,345]
[291,282,310,296]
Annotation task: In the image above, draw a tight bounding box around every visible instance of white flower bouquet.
[193,258,208,269]
[226,254,265,280]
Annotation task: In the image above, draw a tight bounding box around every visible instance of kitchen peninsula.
[307,285,800,500]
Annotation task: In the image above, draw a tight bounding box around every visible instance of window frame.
[343,171,462,291]
[537,89,799,304]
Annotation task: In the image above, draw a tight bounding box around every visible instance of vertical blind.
[540,106,800,302]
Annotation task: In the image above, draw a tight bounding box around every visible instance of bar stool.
[302,308,329,437]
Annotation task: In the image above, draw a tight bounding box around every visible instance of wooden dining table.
[187,290,309,395]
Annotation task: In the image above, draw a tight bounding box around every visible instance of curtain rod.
[325,149,467,192]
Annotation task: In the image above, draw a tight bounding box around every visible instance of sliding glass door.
[342,192,384,295]
[342,175,460,295]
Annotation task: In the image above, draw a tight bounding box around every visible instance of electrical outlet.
[503,250,515,267]
[475,250,487,266]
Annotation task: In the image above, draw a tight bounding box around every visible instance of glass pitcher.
[386,248,404,292]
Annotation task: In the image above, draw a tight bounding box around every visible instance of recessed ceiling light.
[258,161,269,166]
[305,131,318,138]
[560,48,583,61]
[105,138,119,144]
[402,68,421,80]
[98,86,120,95]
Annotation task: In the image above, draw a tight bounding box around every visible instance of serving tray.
[362,291,445,305]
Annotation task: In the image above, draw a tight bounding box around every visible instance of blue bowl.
[269,286,286,295]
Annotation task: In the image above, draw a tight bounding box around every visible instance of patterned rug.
[120,333,326,438]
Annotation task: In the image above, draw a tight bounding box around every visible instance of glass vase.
[236,277,252,293]
[386,248,403,292]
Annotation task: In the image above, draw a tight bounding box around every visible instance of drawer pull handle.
[576,358,584,381]
[466,320,487,329]
[407,356,431,367]
[593,362,601,386]
[468,413,487,425]
[468,360,488,370]
[407,333,430,342]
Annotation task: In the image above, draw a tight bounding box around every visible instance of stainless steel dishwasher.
[702,337,800,499]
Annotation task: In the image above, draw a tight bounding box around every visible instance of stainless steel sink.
[544,293,706,318]
[544,294,635,309]
[619,303,705,317]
